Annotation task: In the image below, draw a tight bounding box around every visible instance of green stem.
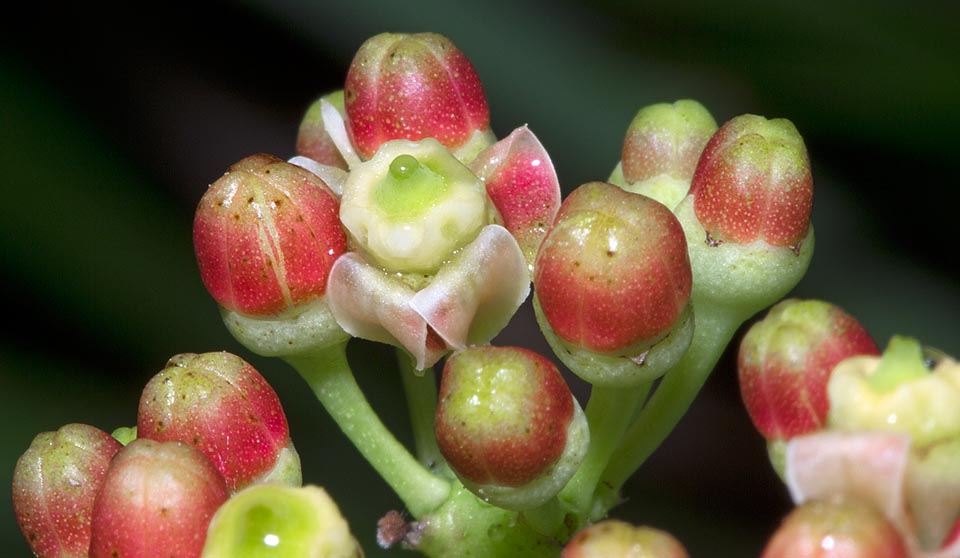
[285,341,450,517]
[598,303,745,498]
[559,383,649,517]
[396,348,451,476]
[520,496,569,537]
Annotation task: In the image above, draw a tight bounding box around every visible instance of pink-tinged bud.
[611,100,717,210]
[344,32,492,161]
[562,520,689,558]
[89,439,228,558]
[12,424,122,558]
[761,498,909,558]
[296,90,349,169]
[534,182,692,357]
[193,153,346,317]
[738,298,879,441]
[138,352,299,492]
[688,114,813,249]
[435,346,588,509]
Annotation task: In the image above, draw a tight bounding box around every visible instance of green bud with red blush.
[13,423,122,558]
[562,520,689,558]
[533,182,694,386]
[137,351,300,493]
[89,439,229,558]
[345,32,495,163]
[738,299,879,443]
[609,99,717,210]
[761,497,909,558]
[435,346,589,510]
[193,153,349,356]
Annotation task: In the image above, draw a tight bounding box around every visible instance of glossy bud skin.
[611,100,717,209]
[203,484,362,558]
[296,90,349,169]
[89,439,228,558]
[761,498,908,558]
[738,299,879,441]
[345,32,491,160]
[138,352,299,492]
[534,182,692,356]
[561,520,689,558]
[193,153,346,317]
[435,346,588,509]
[12,424,122,558]
[689,114,813,249]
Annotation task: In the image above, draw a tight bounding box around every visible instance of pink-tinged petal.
[327,253,448,370]
[470,126,560,275]
[411,225,529,350]
[785,431,912,534]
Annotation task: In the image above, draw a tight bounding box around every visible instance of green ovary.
[342,143,492,274]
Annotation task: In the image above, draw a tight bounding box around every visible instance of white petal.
[320,99,361,169]
[410,225,530,350]
[287,156,347,197]
[326,253,445,369]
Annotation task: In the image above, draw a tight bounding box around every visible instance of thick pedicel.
[435,346,588,509]
[138,351,301,492]
[13,424,122,558]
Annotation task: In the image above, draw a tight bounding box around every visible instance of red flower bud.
[89,439,228,558]
[193,153,346,316]
[138,352,299,492]
[738,299,879,441]
[296,90,349,169]
[562,520,689,558]
[12,424,122,558]
[761,498,909,558]
[534,182,692,356]
[689,114,813,249]
[344,32,491,160]
[435,346,588,509]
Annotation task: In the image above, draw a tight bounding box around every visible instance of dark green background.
[2,1,958,556]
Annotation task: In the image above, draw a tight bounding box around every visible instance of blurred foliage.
[2,1,957,556]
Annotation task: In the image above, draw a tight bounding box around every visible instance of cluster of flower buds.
[12,352,359,558]
[740,301,960,556]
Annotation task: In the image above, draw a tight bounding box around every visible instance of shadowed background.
[2,1,958,556]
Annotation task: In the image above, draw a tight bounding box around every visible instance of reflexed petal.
[470,126,560,274]
[411,225,529,350]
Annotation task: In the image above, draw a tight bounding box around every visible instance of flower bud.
[203,484,362,558]
[89,439,228,558]
[610,99,717,209]
[761,498,908,558]
[193,153,346,317]
[435,346,589,510]
[138,351,300,492]
[339,137,498,275]
[738,299,879,441]
[12,424,122,558]
[345,32,493,162]
[533,182,693,384]
[688,114,813,250]
[828,336,960,449]
[561,520,689,558]
[296,90,349,169]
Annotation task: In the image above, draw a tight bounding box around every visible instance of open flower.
[318,33,561,370]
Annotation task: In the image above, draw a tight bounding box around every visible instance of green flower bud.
[202,484,362,558]
[435,346,589,510]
